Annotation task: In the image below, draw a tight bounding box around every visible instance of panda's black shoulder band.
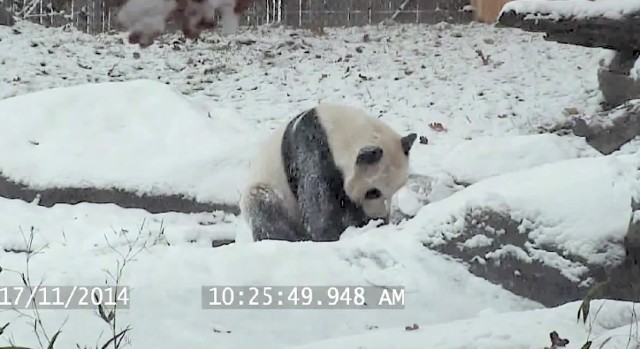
[281,107,320,200]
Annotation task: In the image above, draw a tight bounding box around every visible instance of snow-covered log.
[497,0,640,52]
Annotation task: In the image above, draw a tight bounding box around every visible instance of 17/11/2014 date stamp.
[0,286,130,310]
[201,286,405,309]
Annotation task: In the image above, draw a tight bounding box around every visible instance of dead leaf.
[563,107,580,116]
[544,331,570,349]
[428,122,447,132]
[475,49,491,65]
[404,323,419,331]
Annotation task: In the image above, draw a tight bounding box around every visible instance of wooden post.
[471,0,511,23]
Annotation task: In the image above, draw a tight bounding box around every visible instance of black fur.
[356,146,384,165]
[246,185,309,242]
[401,133,417,155]
[280,108,369,241]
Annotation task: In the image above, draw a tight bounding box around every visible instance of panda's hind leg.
[242,184,309,242]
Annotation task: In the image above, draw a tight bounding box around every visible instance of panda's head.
[344,132,417,221]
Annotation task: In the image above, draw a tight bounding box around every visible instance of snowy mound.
[291,300,639,349]
[406,154,640,306]
[0,79,257,207]
[0,195,541,349]
[421,133,599,203]
[438,133,597,185]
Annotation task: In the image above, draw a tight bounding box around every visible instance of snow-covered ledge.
[502,0,640,21]
[498,0,640,53]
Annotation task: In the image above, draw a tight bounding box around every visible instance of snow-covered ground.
[1,18,639,349]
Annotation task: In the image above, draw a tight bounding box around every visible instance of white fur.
[240,124,300,221]
[240,103,411,231]
[118,0,240,37]
[219,4,241,34]
[117,0,177,33]
[201,0,239,33]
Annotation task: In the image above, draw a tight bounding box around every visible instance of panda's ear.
[401,133,417,155]
[356,146,384,165]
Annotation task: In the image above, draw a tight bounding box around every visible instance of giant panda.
[240,103,417,242]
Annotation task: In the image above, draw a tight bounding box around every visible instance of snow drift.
[0,79,257,207]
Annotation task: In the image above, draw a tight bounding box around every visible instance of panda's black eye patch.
[365,189,382,200]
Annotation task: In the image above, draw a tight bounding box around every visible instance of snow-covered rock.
[573,100,640,155]
[597,51,640,109]
[409,153,640,306]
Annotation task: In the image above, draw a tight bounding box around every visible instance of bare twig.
[390,0,413,21]
[0,220,148,349]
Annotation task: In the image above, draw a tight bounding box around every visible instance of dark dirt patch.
[0,173,240,215]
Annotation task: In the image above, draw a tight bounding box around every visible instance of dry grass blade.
[581,341,592,349]
[577,282,607,324]
[597,337,612,349]
[0,323,8,336]
[47,330,62,349]
[96,301,111,324]
[100,327,131,349]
